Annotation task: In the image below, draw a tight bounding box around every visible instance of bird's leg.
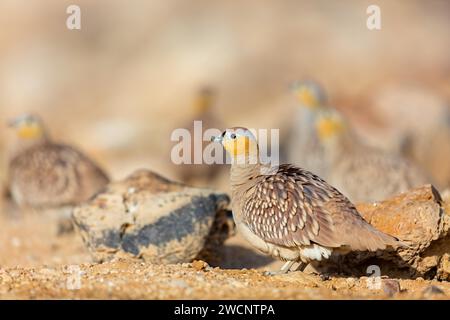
[295,262,307,272]
[264,261,295,276]
[280,261,295,273]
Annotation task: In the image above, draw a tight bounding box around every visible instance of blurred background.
[1,0,449,186]
[0,0,449,269]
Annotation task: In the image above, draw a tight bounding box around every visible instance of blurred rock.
[319,185,450,279]
[421,285,446,299]
[56,217,75,236]
[191,259,209,271]
[72,169,233,264]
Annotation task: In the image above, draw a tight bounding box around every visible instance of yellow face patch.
[17,123,43,139]
[316,117,345,140]
[222,136,251,156]
[194,94,213,114]
[297,87,319,109]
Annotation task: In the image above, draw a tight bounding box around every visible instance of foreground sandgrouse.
[314,109,432,203]
[7,114,110,208]
[285,80,329,177]
[213,127,402,274]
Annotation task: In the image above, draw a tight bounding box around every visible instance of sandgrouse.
[174,86,226,185]
[213,127,402,274]
[285,80,329,177]
[314,108,432,203]
[7,114,110,208]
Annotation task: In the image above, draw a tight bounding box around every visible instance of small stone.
[11,237,21,247]
[381,279,401,297]
[169,279,190,289]
[345,277,356,288]
[437,253,450,281]
[192,260,208,271]
[319,274,331,281]
[0,273,13,283]
[421,285,445,298]
[57,218,75,236]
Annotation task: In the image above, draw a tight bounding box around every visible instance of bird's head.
[8,114,47,140]
[193,86,216,114]
[290,80,327,110]
[212,127,259,162]
[315,109,347,142]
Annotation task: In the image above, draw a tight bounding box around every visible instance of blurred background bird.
[171,86,227,187]
[6,114,110,209]
[364,85,450,190]
[284,80,329,178]
[314,108,433,203]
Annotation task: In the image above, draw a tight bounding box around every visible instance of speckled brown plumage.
[214,127,402,272]
[236,164,399,253]
[7,114,109,208]
[9,144,109,208]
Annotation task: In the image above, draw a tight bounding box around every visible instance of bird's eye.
[230,133,236,139]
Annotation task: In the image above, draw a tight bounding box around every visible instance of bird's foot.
[263,270,289,276]
[263,261,296,276]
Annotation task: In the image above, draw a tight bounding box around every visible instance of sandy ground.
[2,259,450,300]
[0,206,449,300]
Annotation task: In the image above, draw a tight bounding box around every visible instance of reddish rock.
[323,185,450,279]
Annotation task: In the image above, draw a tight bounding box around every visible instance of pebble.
[169,279,190,289]
[381,279,401,297]
[421,285,445,298]
[11,237,22,247]
[192,260,209,271]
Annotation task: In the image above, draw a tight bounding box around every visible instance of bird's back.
[9,143,109,208]
[235,164,400,253]
[329,143,431,203]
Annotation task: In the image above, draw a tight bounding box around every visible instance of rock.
[72,169,234,264]
[437,253,450,281]
[192,260,209,271]
[319,185,450,279]
[57,217,75,236]
[421,285,446,299]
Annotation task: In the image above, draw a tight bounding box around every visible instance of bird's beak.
[211,135,223,143]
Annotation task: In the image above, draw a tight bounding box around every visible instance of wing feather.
[242,164,399,251]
